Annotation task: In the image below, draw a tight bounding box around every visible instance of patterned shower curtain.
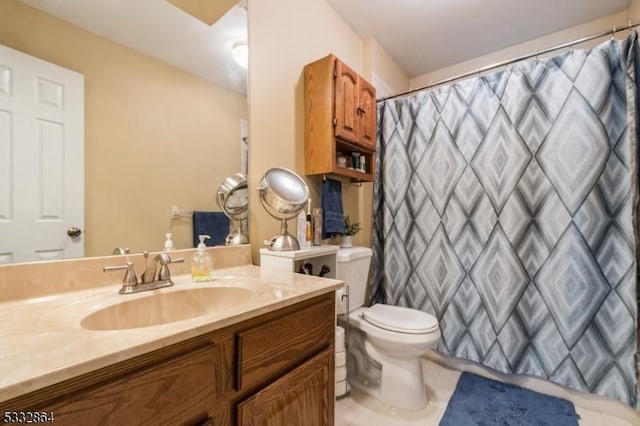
[371,33,640,408]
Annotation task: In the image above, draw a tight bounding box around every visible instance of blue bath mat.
[440,372,578,426]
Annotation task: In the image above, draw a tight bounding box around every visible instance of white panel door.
[0,45,84,264]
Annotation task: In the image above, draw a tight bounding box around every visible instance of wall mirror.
[0,0,248,264]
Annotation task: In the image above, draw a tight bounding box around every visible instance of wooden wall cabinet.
[4,293,336,426]
[304,54,376,182]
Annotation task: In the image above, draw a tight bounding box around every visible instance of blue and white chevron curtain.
[371,32,640,408]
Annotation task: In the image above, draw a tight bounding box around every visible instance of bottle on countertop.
[312,208,322,246]
[305,199,313,247]
[191,235,213,282]
[297,210,308,249]
[164,232,174,251]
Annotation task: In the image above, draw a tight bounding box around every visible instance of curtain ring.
[611,26,617,40]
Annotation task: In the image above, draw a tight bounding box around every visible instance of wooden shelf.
[333,165,373,182]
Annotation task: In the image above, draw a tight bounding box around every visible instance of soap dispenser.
[164,232,175,251]
[192,235,213,282]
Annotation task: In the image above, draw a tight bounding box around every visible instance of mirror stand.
[266,218,300,251]
[226,219,249,245]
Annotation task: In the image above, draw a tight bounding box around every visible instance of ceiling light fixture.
[232,41,248,69]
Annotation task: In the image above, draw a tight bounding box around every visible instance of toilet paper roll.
[335,326,345,352]
[336,288,347,315]
[335,365,347,382]
[335,379,347,397]
[335,349,346,367]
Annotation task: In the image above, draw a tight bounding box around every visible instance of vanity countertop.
[0,264,343,403]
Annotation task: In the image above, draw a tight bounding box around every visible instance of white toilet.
[336,247,441,410]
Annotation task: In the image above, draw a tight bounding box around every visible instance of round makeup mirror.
[257,167,310,251]
[216,173,249,245]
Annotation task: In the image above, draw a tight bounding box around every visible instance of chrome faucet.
[104,251,185,294]
[141,252,183,284]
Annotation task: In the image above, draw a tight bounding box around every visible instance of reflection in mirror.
[216,173,249,245]
[0,0,248,264]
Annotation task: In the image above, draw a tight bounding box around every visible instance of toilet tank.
[336,247,373,311]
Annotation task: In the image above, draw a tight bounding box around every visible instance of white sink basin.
[81,287,251,330]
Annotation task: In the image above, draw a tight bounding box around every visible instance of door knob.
[67,227,82,238]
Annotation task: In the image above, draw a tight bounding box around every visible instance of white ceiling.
[326,0,630,78]
[19,0,248,95]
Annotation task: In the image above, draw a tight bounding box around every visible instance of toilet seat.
[363,304,439,334]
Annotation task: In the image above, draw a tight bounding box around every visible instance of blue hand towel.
[192,211,230,246]
[321,178,344,239]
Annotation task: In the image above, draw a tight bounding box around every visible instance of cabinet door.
[237,348,334,426]
[334,59,359,144]
[42,344,218,425]
[357,77,377,150]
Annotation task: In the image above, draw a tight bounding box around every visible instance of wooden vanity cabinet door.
[42,343,220,426]
[334,59,360,145]
[236,347,334,426]
[357,77,377,150]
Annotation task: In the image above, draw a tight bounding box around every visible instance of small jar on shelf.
[351,152,361,170]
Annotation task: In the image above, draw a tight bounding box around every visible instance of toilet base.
[346,327,429,411]
[348,369,428,411]
[369,339,427,410]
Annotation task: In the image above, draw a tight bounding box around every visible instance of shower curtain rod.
[378,20,640,102]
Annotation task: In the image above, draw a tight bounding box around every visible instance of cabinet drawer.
[237,293,334,391]
[42,343,218,425]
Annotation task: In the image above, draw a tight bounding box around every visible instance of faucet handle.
[157,255,185,282]
[104,262,138,293]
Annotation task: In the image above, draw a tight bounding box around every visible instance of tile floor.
[334,358,637,426]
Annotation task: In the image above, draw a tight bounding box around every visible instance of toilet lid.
[363,304,439,334]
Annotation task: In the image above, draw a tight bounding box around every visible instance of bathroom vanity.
[0,246,341,425]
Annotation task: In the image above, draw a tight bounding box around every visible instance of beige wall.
[411,11,629,89]
[247,0,363,262]
[0,0,247,256]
